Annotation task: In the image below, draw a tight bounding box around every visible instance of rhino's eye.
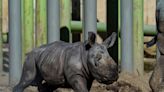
[96,54,102,61]
[100,51,104,54]
[95,61,100,67]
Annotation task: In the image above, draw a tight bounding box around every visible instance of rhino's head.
[85,32,118,84]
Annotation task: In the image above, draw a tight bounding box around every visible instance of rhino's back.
[35,41,84,85]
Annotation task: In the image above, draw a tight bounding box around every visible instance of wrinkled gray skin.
[148,0,164,92]
[13,32,118,92]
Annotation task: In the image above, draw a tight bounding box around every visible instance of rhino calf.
[149,0,164,92]
[13,32,118,92]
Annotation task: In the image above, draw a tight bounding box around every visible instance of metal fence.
[0,0,157,87]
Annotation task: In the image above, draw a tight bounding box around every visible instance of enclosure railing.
[0,0,158,86]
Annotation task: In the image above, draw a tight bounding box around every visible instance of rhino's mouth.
[98,79,115,84]
[98,77,117,84]
[97,71,118,84]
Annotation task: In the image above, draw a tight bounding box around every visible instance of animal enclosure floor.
[0,72,152,92]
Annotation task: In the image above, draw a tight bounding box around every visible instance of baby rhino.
[13,32,118,92]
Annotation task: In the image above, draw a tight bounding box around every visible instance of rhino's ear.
[102,32,117,48]
[85,32,96,50]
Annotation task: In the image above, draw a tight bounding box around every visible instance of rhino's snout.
[110,64,119,81]
[99,72,118,84]
[110,62,118,71]
[97,62,118,84]
[111,68,119,81]
[109,59,118,77]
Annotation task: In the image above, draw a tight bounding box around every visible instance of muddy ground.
[0,37,155,92]
[0,71,152,92]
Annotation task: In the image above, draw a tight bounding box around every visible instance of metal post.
[133,0,144,75]
[0,0,2,73]
[118,0,121,63]
[83,0,97,41]
[71,20,156,36]
[9,0,22,86]
[121,0,133,73]
[23,0,34,53]
[36,0,47,46]
[71,21,106,32]
[60,0,71,42]
[47,0,60,43]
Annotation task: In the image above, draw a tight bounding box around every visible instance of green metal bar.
[144,25,157,36]
[23,0,34,53]
[133,0,144,75]
[2,33,7,43]
[71,21,157,35]
[97,23,106,32]
[0,25,156,46]
[0,0,2,73]
[36,0,47,46]
[71,21,106,32]
[60,0,72,42]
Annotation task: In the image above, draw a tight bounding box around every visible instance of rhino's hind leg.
[13,53,38,92]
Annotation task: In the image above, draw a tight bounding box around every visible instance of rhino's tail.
[13,52,38,92]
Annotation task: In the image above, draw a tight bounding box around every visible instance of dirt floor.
[0,71,152,92]
[0,36,155,92]
[0,37,155,92]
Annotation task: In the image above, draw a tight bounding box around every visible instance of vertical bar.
[121,0,133,73]
[133,0,144,75]
[47,0,60,43]
[0,0,2,73]
[36,0,47,46]
[9,0,22,86]
[21,0,24,63]
[107,0,118,63]
[23,0,34,53]
[83,0,97,41]
[118,0,121,63]
[60,0,71,42]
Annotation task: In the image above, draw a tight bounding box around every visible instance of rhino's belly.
[41,64,66,85]
[44,75,66,85]
[40,58,66,85]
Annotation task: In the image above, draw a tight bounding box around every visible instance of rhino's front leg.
[149,62,161,92]
[68,75,89,92]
